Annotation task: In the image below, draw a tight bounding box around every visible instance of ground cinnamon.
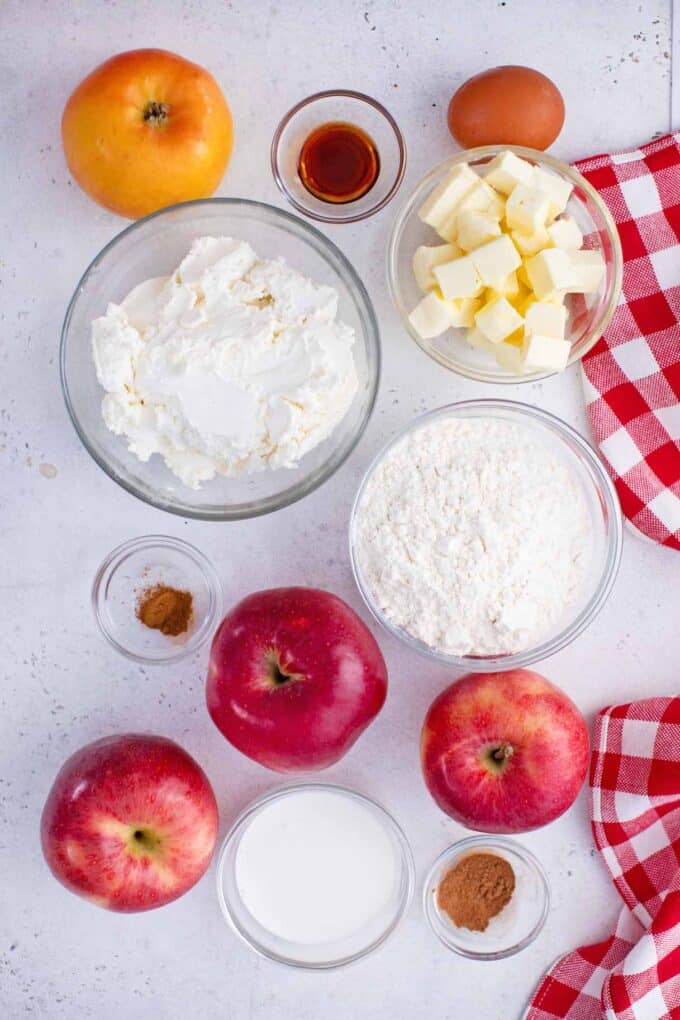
[136,584,193,637]
[436,852,515,932]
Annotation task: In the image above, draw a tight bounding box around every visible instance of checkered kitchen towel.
[525,698,680,1020]
[574,134,680,551]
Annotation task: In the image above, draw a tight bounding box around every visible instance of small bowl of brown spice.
[92,535,222,664]
[423,836,549,960]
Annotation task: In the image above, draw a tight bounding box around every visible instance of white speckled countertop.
[1,1,678,1017]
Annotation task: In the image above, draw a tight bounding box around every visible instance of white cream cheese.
[91,236,359,488]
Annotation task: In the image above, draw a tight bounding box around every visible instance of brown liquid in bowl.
[298,121,380,204]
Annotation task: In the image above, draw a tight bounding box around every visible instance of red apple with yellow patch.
[421,670,589,833]
[40,734,218,911]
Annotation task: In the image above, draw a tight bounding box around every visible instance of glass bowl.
[92,535,222,664]
[423,836,550,960]
[61,199,380,520]
[271,90,406,223]
[349,399,623,671]
[216,783,415,969]
[387,144,622,383]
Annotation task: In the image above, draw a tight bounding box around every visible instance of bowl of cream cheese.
[61,199,380,519]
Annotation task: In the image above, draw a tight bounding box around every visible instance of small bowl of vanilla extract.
[271,90,406,223]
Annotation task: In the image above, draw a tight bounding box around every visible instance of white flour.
[354,415,592,656]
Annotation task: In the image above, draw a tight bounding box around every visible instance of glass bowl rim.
[60,196,381,521]
[386,143,623,384]
[91,533,223,664]
[349,398,623,671]
[271,88,407,223]
[215,780,416,970]
[422,834,551,960]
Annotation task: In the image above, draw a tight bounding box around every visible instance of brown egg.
[447,66,565,150]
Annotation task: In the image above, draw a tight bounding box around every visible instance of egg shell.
[447,65,565,151]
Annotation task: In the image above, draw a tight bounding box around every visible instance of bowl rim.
[271,88,407,223]
[60,196,381,521]
[422,835,551,960]
[215,781,416,970]
[386,143,623,384]
[91,533,223,664]
[349,398,623,670]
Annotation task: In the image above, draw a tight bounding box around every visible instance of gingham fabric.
[574,134,680,551]
[525,698,680,1020]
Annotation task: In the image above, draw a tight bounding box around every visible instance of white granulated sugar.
[355,416,592,656]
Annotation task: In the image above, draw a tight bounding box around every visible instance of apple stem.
[143,100,170,126]
[492,744,514,763]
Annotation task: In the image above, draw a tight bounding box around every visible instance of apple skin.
[40,734,219,912]
[206,587,388,772]
[421,670,589,833]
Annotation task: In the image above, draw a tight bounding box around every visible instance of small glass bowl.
[92,535,222,664]
[349,399,623,672]
[271,90,406,223]
[387,144,623,383]
[216,783,415,969]
[424,836,550,960]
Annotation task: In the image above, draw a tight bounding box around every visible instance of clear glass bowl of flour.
[216,783,415,969]
[60,199,379,521]
[349,399,623,672]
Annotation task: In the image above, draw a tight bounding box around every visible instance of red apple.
[41,734,219,912]
[421,670,589,833]
[206,587,388,772]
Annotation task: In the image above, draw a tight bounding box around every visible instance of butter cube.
[456,210,501,251]
[517,293,537,317]
[470,235,521,287]
[494,342,525,372]
[530,168,573,220]
[525,248,573,300]
[548,215,583,250]
[408,292,456,339]
[418,164,479,231]
[466,327,497,352]
[512,227,550,256]
[459,179,506,217]
[507,284,531,312]
[449,297,482,328]
[517,262,531,289]
[434,255,483,299]
[440,180,505,239]
[485,273,521,305]
[567,250,606,294]
[522,334,571,372]
[475,296,524,344]
[525,302,567,339]
[483,150,535,195]
[412,243,461,291]
[506,184,551,234]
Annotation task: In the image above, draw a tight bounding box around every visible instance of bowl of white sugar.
[350,399,622,671]
[216,783,414,968]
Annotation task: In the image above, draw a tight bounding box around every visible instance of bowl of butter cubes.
[387,145,622,382]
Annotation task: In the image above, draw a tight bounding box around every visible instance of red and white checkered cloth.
[574,134,680,551]
[525,698,680,1020]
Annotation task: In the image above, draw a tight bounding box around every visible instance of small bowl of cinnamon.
[423,836,549,960]
[92,535,222,664]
